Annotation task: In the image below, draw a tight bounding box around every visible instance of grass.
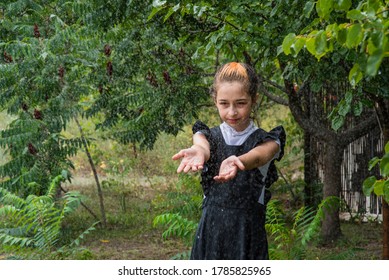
[305,222,382,260]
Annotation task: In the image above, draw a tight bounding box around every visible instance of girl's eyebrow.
[218,98,249,101]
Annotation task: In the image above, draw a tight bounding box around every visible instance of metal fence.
[340,128,384,221]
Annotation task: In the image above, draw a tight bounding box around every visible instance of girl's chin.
[226,119,250,131]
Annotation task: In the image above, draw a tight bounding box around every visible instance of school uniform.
[190,120,285,260]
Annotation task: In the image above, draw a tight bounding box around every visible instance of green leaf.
[303,1,315,18]
[345,91,352,103]
[152,0,166,7]
[366,49,384,76]
[368,157,380,170]
[316,0,334,19]
[352,101,363,116]
[348,63,363,86]
[282,33,296,55]
[346,24,363,48]
[293,38,306,56]
[305,31,318,56]
[163,4,180,22]
[334,0,352,11]
[373,180,385,196]
[331,115,344,131]
[338,99,351,116]
[380,153,389,177]
[148,5,167,21]
[363,176,376,196]
[337,27,347,44]
[385,141,389,154]
[315,30,327,54]
[347,9,365,20]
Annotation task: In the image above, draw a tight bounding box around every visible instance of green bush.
[0,175,97,259]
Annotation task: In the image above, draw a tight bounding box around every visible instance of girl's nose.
[229,107,238,115]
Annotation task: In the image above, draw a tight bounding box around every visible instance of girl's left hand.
[214,156,245,183]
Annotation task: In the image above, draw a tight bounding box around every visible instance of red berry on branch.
[3,51,13,63]
[28,143,38,155]
[106,61,113,77]
[163,70,171,85]
[34,23,40,38]
[34,109,43,120]
[146,71,158,88]
[104,44,111,57]
[58,66,65,79]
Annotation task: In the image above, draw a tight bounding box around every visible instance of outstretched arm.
[238,140,279,170]
[214,140,279,182]
[172,133,210,173]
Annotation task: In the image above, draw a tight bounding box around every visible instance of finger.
[172,151,184,160]
[183,164,192,173]
[213,175,223,182]
[176,163,184,173]
[214,174,228,182]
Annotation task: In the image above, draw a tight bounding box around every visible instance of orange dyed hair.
[211,62,258,100]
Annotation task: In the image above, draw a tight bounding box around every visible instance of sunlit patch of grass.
[305,222,382,260]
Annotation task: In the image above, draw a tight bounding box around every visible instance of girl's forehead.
[215,84,251,101]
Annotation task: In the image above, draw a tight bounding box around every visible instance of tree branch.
[258,74,288,94]
[259,83,289,106]
[339,114,379,146]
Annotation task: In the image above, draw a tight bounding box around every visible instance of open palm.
[172,147,205,173]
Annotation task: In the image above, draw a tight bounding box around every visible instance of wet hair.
[211,62,258,100]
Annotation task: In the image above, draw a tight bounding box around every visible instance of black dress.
[190,121,285,260]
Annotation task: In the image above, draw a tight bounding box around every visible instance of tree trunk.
[383,200,389,259]
[304,131,315,207]
[382,125,389,259]
[321,140,342,242]
[75,117,107,228]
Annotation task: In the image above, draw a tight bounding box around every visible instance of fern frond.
[46,175,64,198]
[62,191,83,214]
[0,233,33,248]
[0,205,20,217]
[300,196,340,246]
[0,187,26,208]
[67,221,98,248]
[153,213,198,242]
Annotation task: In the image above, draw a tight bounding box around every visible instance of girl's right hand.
[172,146,205,173]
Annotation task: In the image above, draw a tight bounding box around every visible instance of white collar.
[221,120,256,137]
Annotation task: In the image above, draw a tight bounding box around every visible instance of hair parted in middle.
[211,62,259,100]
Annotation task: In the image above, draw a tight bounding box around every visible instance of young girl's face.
[214,81,256,132]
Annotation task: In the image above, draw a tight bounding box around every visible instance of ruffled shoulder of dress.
[192,120,211,135]
[266,125,286,161]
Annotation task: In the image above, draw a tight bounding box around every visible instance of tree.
[282,0,389,258]
[150,0,378,243]
[0,0,107,225]
[1,0,210,229]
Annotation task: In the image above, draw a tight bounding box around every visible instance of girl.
[172,62,285,260]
